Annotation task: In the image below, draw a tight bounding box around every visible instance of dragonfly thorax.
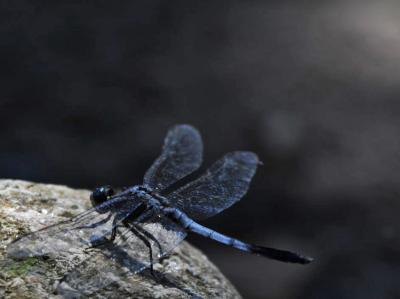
[133,186,164,209]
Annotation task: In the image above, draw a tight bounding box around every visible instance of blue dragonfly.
[7,124,312,295]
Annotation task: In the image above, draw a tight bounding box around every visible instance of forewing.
[57,214,187,297]
[7,195,140,259]
[167,151,259,220]
[143,124,203,192]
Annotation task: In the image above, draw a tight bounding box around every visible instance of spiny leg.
[163,207,313,264]
[133,224,164,257]
[124,206,164,256]
[83,204,149,253]
[121,205,155,270]
[133,207,165,251]
[74,212,112,230]
[85,215,119,250]
[125,223,155,276]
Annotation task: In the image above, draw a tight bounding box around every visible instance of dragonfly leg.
[123,204,164,256]
[163,207,312,264]
[125,223,155,276]
[74,212,112,230]
[133,224,164,257]
[124,208,162,275]
[87,215,119,248]
[110,224,117,242]
[123,205,165,257]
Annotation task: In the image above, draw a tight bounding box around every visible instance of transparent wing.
[7,195,141,259]
[167,151,259,220]
[57,214,187,297]
[143,124,203,192]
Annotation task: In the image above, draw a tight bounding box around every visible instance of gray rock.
[0,179,241,299]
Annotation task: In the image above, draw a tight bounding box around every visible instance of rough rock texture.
[0,180,241,299]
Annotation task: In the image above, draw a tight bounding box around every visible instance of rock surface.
[0,179,241,299]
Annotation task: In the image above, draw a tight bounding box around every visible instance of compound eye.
[90,185,114,207]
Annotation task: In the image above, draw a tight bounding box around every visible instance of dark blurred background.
[2,0,400,298]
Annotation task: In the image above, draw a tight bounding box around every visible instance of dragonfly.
[7,124,312,295]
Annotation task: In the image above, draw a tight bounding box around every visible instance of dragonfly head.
[90,185,115,207]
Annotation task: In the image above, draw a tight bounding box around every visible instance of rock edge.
[0,179,241,299]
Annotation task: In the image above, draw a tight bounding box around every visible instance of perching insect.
[8,124,312,295]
